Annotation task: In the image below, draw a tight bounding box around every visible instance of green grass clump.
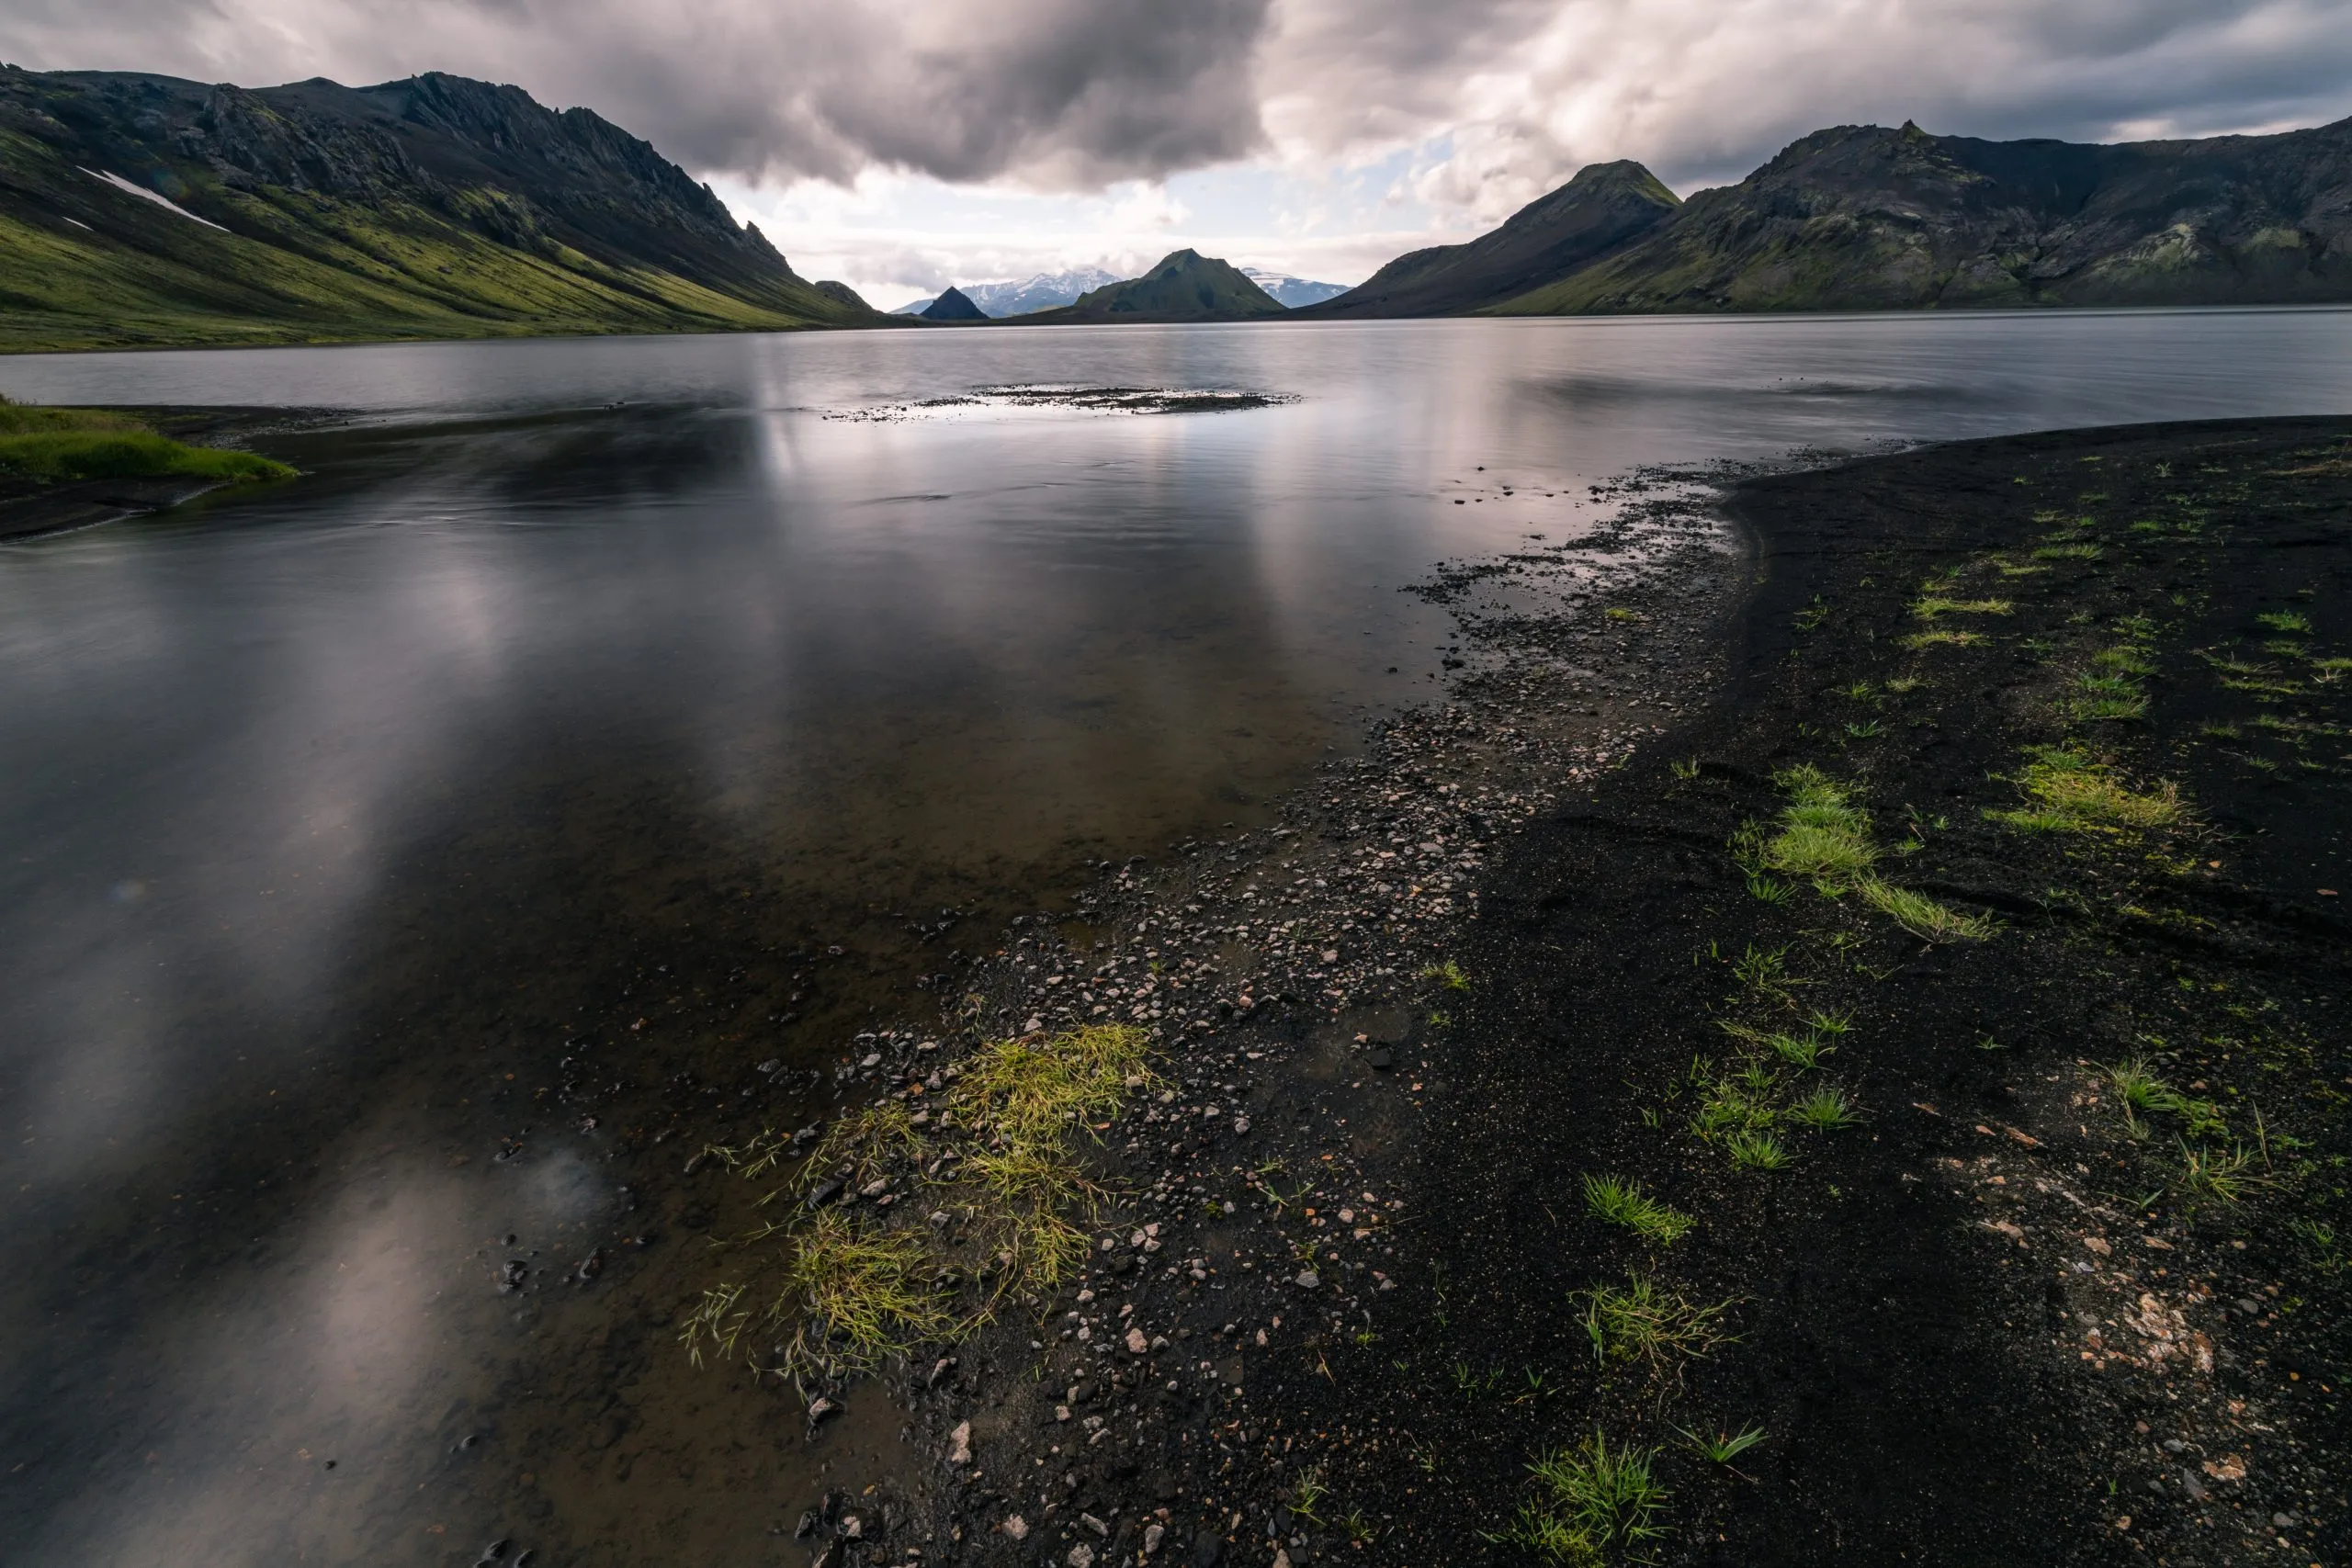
[1577,1275,1733,1374]
[1583,1174,1693,1243]
[685,1023,1153,1386]
[2256,610,2312,635]
[1901,628,1986,650]
[1989,748,2182,834]
[682,1211,956,1380]
[1740,767,1991,941]
[1727,1130,1790,1171]
[0,429,297,485]
[1506,1432,1668,1563]
[2032,542,2104,561]
[1790,1086,1860,1129]
[1420,959,1472,992]
[1911,594,2014,620]
[2105,1058,2226,1139]
[1676,1424,1768,1465]
[0,399,296,485]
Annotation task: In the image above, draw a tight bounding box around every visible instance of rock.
[1232,1116,1251,1134]
[840,1514,863,1539]
[1069,1380,1095,1404]
[1365,1046,1393,1069]
[1002,1515,1029,1541]
[859,1178,889,1198]
[1068,1548,1096,1568]
[1190,1529,1224,1566]
[1081,1512,1110,1537]
[808,1396,841,1425]
[1143,1522,1167,1556]
[1273,1552,1292,1568]
[927,1356,956,1388]
[1294,1269,1319,1290]
[1126,1326,1149,1354]
[808,1179,844,1209]
[2180,1471,2208,1502]
[946,1420,972,1464]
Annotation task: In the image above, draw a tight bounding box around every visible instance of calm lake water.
[4,310,2350,1565]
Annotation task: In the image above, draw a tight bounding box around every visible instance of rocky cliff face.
[1489,118,2352,314]
[0,65,882,351]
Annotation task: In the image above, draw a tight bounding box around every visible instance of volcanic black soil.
[681,419,2350,1568]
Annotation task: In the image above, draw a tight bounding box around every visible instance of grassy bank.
[0,400,297,486]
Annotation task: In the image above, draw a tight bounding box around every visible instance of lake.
[3,310,2349,1564]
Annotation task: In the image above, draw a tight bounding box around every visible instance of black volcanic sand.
[712,420,2351,1568]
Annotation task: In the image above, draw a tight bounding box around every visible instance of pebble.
[808,1396,840,1425]
[1294,1269,1319,1289]
[946,1420,971,1464]
[1002,1515,1029,1541]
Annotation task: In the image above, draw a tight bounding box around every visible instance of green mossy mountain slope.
[1486,118,2352,315]
[1021,250,1284,323]
[0,67,884,353]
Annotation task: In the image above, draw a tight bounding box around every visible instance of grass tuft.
[1577,1275,1735,1375]
[1790,1086,1860,1129]
[687,1024,1151,1387]
[1727,1131,1791,1171]
[1911,594,2014,619]
[1582,1173,1694,1244]
[1676,1424,1768,1465]
[1506,1431,1668,1564]
[0,399,296,485]
[1989,747,2182,834]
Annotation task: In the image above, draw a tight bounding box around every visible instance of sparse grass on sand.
[1735,765,1992,942]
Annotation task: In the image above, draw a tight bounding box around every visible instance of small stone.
[860,1178,890,1198]
[946,1420,972,1464]
[1294,1269,1319,1290]
[1002,1515,1029,1541]
[1273,1552,1292,1568]
[808,1396,841,1425]
[1081,1512,1110,1537]
[1068,1548,1096,1568]
[840,1514,863,1539]
[2179,1471,2208,1502]
[1143,1522,1166,1557]
[859,1052,882,1068]
[1232,1116,1251,1134]
[2274,1511,2300,1529]
[1365,1047,1393,1069]
[1126,1326,1149,1354]
[808,1179,844,1209]
[1056,1404,1072,1423]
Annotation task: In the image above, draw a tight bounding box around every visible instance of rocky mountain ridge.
[1451,118,2352,316]
[0,66,881,351]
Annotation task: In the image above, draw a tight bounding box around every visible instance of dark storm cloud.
[5,0,2351,204]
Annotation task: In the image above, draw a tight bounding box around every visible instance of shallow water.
[3,310,2350,1565]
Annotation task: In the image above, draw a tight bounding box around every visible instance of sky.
[7,0,2352,308]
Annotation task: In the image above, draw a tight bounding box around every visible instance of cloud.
[7,0,2352,230]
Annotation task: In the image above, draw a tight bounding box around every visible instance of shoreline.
[698,416,2350,1568]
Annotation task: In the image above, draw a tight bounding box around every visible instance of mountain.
[1021,250,1285,322]
[892,267,1126,318]
[919,286,987,321]
[1238,267,1349,308]
[0,66,887,352]
[1296,162,1681,318]
[1486,118,2352,315]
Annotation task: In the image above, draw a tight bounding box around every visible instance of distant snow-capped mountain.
[1240,267,1349,308]
[892,267,1128,318]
